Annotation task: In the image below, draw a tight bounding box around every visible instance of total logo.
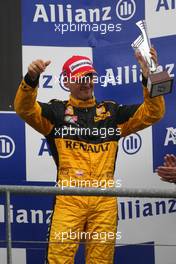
[0,135,15,159]
[122,133,142,154]
[33,0,136,23]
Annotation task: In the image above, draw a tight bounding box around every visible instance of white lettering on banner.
[33,4,49,22]
[101,65,141,87]
[75,9,87,23]
[33,2,136,23]
[119,199,176,220]
[102,6,111,21]
[164,127,176,146]
[164,64,175,78]
[16,210,28,224]
[88,7,111,22]
[102,63,175,87]
[101,69,118,87]
[0,205,52,224]
[0,200,175,224]
[156,0,176,11]
[33,4,112,23]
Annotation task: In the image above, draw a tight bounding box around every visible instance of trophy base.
[148,71,173,98]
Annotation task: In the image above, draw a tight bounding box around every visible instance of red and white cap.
[62,55,97,79]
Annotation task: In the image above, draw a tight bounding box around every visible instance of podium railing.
[0,185,176,264]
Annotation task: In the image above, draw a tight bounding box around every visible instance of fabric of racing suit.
[14,74,165,264]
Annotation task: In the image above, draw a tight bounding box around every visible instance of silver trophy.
[131,20,173,97]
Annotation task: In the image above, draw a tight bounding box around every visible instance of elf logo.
[33,1,136,23]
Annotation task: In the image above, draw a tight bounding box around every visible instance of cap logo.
[69,59,92,72]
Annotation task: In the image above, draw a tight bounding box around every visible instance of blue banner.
[0,114,26,183]
[152,35,176,170]
[22,0,144,47]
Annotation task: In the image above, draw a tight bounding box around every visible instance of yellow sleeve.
[14,79,54,136]
[118,87,165,137]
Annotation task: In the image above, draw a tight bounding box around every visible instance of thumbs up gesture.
[28,59,51,80]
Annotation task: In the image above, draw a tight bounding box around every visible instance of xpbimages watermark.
[54,126,121,139]
[55,178,122,190]
[57,72,121,87]
[54,22,122,35]
[54,229,122,243]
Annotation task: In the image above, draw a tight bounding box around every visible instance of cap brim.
[71,69,97,79]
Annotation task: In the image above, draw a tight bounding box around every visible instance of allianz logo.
[99,62,175,87]
[0,135,15,159]
[33,0,136,23]
[0,204,52,224]
[122,133,142,155]
[102,64,140,87]
[39,63,175,89]
[156,0,176,11]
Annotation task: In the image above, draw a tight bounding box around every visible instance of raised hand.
[28,60,51,80]
[163,154,176,167]
[135,47,158,79]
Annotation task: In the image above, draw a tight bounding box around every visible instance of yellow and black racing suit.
[14,74,165,264]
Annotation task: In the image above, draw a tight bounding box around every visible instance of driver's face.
[64,73,94,101]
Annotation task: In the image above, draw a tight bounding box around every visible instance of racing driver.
[14,48,165,264]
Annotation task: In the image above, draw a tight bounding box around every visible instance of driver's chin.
[78,89,93,101]
[79,94,92,101]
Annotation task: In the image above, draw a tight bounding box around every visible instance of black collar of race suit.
[68,95,96,108]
